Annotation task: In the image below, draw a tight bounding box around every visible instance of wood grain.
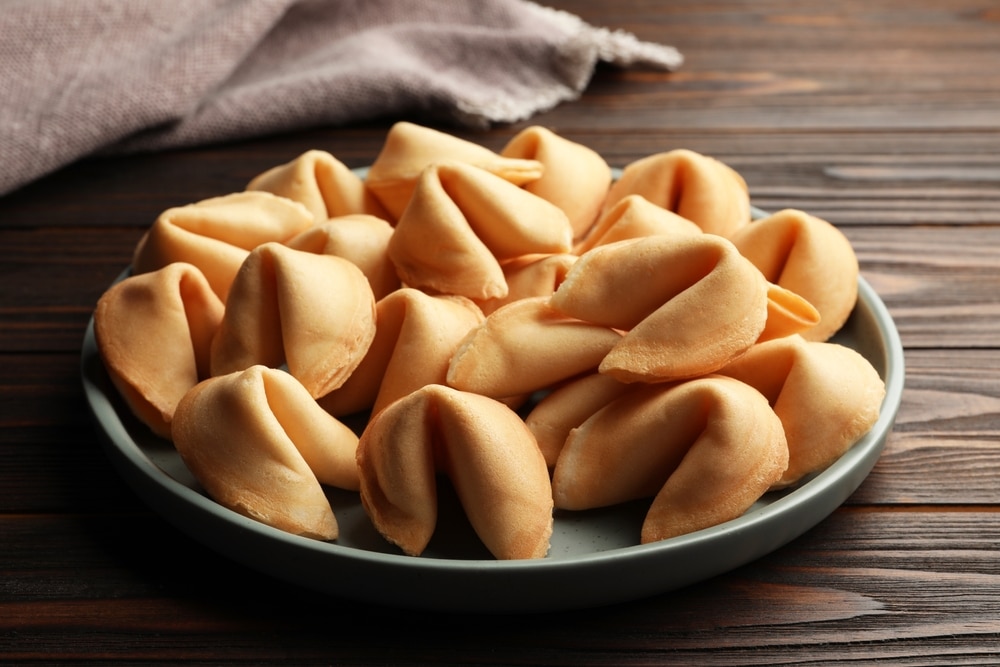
[2,511,999,662]
[4,0,1000,663]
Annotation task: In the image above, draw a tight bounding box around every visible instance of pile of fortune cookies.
[93,122,886,561]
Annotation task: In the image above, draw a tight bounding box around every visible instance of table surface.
[4,0,1000,664]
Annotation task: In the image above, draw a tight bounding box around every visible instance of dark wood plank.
[848,225,1000,348]
[854,348,1000,505]
[0,351,138,514]
[0,228,137,352]
[540,1,1000,133]
[3,510,1000,664]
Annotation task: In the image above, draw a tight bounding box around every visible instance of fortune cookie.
[501,125,613,239]
[356,384,553,559]
[447,296,623,400]
[131,191,313,301]
[551,376,788,543]
[476,253,578,315]
[365,121,543,220]
[246,149,390,222]
[285,214,400,300]
[525,372,631,467]
[93,262,224,439]
[602,149,751,238]
[550,235,769,382]
[173,366,360,540]
[574,194,702,255]
[758,282,822,343]
[387,161,573,301]
[319,288,484,417]
[210,242,376,399]
[730,209,859,342]
[719,334,885,488]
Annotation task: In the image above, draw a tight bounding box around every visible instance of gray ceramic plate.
[80,216,904,614]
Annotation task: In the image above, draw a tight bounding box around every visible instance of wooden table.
[4,1,1000,663]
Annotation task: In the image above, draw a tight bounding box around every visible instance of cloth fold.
[0,0,681,197]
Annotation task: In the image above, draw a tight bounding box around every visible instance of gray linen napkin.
[0,0,681,197]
